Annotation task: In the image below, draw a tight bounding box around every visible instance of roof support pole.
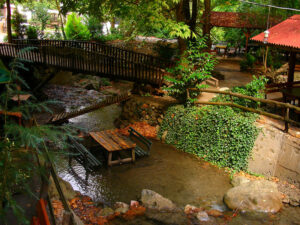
[288,52,296,83]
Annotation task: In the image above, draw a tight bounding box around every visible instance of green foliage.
[12,9,26,39]
[31,2,51,37]
[0,51,77,223]
[154,42,177,61]
[3,33,18,43]
[65,13,91,40]
[95,28,124,42]
[240,53,256,71]
[85,16,103,39]
[158,105,259,171]
[213,76,268,108]
[164,39,217,104]
[26,26,38,39]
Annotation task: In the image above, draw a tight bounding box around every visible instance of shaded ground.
[196,58,253,102]
[216,58,253,88]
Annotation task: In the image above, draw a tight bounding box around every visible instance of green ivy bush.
[164,39,217,104]
[240,53,256,71]
[213,76,268,108]
[26,26,38,39]
[158,105,259,170]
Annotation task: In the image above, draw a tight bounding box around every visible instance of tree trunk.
[203,0,212,49]
[176,0,198,55]
[6,0,12,43]
[55,0,66,40]
[111,17,116,30]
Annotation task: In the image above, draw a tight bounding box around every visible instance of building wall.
[248,124,300,187]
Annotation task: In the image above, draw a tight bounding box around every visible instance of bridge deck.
[0,40,173,86]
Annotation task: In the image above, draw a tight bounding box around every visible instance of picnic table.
[89,130,136,166]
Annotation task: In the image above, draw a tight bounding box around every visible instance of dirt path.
[197,58,254,102]
[215,58,253,88]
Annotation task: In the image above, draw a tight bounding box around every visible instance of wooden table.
[89,130,136,166]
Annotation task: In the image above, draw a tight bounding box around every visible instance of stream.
[46,84,300,225]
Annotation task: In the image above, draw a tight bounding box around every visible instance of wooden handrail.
[191,88,300,132]
[0,43,166,86]
[190,88,300,112]
[11,39,174,68]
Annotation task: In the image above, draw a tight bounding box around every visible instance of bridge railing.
[0,43,165,85]
[11,39,174,69]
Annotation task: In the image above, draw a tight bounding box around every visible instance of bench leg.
[108,152,112,166]
[131,148,135,163]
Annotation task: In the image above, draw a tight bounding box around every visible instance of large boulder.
[224,177,282,213]
[141,189,177,211]
[145,210,189,225]
[48,177,77,201]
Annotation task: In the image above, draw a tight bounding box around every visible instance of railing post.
[284,108,290,132]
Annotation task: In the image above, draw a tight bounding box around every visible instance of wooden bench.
[128,127,152,157]
[69,137,102,168]
[90,130,136,166]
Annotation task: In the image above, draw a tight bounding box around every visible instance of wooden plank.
[105,130,131,150]
[90,132,119,151]
[90,132,116,151]
[99,131,123,150]
[111,131,136,149]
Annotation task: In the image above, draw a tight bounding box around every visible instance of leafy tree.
[30,1,51,38]
[11,9,25,39]
[164,38,217,104]
[65,13,91,40]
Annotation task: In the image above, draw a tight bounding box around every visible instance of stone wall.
[120,95,177,127]
[248,123,300,187]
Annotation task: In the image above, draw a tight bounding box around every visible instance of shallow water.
[52,89,300,224]
[56,141,231,208]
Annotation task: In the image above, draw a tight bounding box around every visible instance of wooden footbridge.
[0,39,173,86]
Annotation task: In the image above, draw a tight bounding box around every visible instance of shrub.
[12,9,26,39]
[213,76,268,108]
[240,53,256,71]
[86,16,103,39]
[26,26,38,39]
[65,13,91,40]
[164,38,217,104]
[154,42,177,61]
[158,105,259,170]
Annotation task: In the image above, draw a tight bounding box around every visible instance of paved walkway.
[197,58,253,102]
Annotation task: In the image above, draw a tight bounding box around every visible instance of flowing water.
[53,96,300,225]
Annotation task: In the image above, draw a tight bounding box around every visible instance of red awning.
[251,15,300,50]
[207,11,280,29]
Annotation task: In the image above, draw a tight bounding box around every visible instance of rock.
[72,210,85,225]
[207,209,223,217]
[141,189,177,211]
[48,177,76,201]
[161,131,168,143]
[219,87,230,91]
[130,200,140,207]
[99,207,115,217]
[184,204,202,215]
[224,179,282,213]
[114,202,129,214]
[196,211,210,222]
[145,209,189,225]
[231,176,250,187]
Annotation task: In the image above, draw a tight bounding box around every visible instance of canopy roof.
[208,12,280,29]
[251,15,300,50]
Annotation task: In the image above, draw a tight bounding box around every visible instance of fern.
[0,48,79,224]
